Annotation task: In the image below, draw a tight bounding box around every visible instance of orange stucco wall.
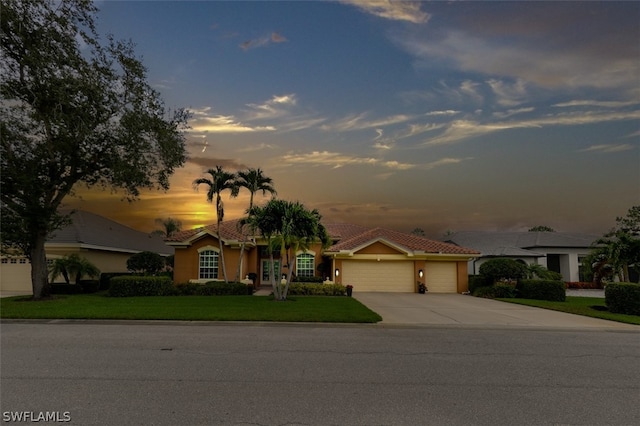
[457,261,469,293]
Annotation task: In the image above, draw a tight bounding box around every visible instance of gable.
[355,241,405,255]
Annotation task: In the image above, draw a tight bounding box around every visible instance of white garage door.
[342,261,414,292]
[424,262,457,293]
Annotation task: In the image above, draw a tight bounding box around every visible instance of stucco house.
[0,210,173,295]
[445,231,599,282]
[166,221,479,293]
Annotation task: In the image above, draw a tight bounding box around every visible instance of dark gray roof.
[445,231,599,258]
[49,210,173,255]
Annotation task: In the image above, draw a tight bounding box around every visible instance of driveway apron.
[353,292,638,329]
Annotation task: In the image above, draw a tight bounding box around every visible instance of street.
[1,322,639,425]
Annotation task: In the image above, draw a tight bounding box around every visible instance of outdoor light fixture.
[418,269,424,278]
[335,268,340,277]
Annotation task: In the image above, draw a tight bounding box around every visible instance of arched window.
[199,249,219,280]
[296,253,315,278]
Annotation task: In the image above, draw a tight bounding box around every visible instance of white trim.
[197,245,220,254]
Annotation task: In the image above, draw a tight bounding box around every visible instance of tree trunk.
[30,232,50,299]
[218,219,228,283]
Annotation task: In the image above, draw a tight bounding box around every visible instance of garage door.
[424,262,457,293]
[342,261,414,292]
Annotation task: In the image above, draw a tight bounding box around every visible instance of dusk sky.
[66,1,640,238]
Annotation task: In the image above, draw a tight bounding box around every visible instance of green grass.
[0,293,382,323]
[497,296,640,326]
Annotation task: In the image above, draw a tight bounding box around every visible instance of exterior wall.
[173,236,249,283]
[457,261,469,293]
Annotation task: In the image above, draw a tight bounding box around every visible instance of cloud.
[341,0,430,24]
[580,144,635,153]
[423,110,640,146]
[188,106,276,133]
[245,94,297,120]
[236,143,277,153]
[240,32,288,50]
[424,157,473,170]
[553,100,640,108]
[487,79,528,107]
[282,151,415,170]
[321,113,414,132]
[188,156,248,170]
[492,107,535,119]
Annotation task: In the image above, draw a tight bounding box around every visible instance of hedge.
[172,282,250,296]
[50,280,100,294]
[285,283,347,296]
[472,283,516,299]
[107,276,173,297]
[469,275,491,293]
[517,279,566,302]
[99,272,134,291]
[292,276,325,283]
[605,283,640,316]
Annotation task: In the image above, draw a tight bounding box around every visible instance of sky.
[66,0,640,238]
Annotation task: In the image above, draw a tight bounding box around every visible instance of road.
[1,322,639,425]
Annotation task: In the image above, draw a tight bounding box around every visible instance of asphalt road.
[1,322,639,425]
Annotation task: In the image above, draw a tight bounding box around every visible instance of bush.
[286,283,347,296]
[171,282,251,296]
[99,272,134,291]
[292,276,324,283]
[50,283,83,294]
[79,280,100,293]
[126,251,165,274]
[479,258,527,283]
[469,275,491,293]
[517,279,566,302]
[107,276,173,297]
[605,283,640,315]
[472,283,516,299]
[566,281,599,289]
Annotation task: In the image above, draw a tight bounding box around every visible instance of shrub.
[171,282,250,296]
[99,272,133,291]
[473,286,497,299]
[126,251,165,274]
[50,283,83,294]
[79,280,100,293]
[517,279,566,302]
[479,258,527,283]
[566,281,599,289]
[469,275,491,293]
[605,283,640,316]
[292,276,324,283]
[107,276,173,297]
[286,283,347,296]
[494,283,516,298]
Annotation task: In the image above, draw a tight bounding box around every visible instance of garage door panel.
[425,262,457,293]
[342,261,414,292]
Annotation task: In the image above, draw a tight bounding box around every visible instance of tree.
[48,254,100,284]
[478,258,527,284]
[152,217,182,238]
[524,263,563,281]
[242,199,331,300]
[528,226,556,232]
[0,0,188,299]
[234,168,277,281]
[592,206,640,283]
[193,166,239,283]
[127,251,165,274]
[410,228,425,237]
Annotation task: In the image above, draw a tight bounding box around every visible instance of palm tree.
[242,199,330,300]
[48,254,101,284]
[234,168,276,281]
[193,166,239,283]
[152,217,182,238]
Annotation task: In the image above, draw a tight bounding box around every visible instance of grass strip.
[497,296,640,326]
[0,294,382,323]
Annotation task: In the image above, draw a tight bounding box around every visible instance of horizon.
[63,1,639,238]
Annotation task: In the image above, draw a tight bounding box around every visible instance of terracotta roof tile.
[165,219,245,243]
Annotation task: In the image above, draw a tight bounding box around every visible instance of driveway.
[353,292,638,330]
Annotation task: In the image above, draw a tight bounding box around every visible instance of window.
[19,258,26,264]
[199,250,219,280]
[296,253,315,278]
[10,258,17,264]
[1,259,7,264]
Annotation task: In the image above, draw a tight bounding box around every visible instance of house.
[166,221,480,293]
[0,210,174,295]
[444,231,599,282]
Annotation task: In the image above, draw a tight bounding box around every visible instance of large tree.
[592,206,640,283]
[152,217,183,238]
[234,168,276,281]
[0,0,188,299]
[193,166,239,283]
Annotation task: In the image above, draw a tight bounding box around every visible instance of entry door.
[261,260,281,285]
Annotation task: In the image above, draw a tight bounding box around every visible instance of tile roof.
[324,224,479,255]
[165,219,245,243]
[166,220,479,255]
[52,210,174,255]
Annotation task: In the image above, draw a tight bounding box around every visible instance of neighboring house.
[166,221,479,293]
[0,210,173,295]
[445,231,599,282]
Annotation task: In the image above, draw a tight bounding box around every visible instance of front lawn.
[0,294,382,323]
[497,296,640,326]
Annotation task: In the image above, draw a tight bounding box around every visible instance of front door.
[261,259,281,285]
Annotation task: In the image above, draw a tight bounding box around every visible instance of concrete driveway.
[353,292,639,330]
